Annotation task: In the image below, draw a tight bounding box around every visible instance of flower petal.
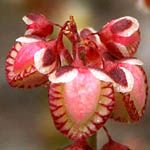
[5,40,48,88]
[49,69,114,140]
[79,28,104,67]
[111,65,148,122]
[16,36,41,43]
[48,66,78,83]
[23,13,53,37]
[34,48,58,74]
[89,68,114,83]
[99,16,140,58]
[118,58,143,65]
[114,67,134,93]
[80,27,101,45]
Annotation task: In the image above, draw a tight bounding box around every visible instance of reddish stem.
[103,126,112,142]
[72,43,84,67]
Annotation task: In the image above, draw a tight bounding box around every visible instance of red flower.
[5,14,148,145]
[98,16,140,58]
[48,66,114,140]
[5,35,49,88]
[23,13,53,37]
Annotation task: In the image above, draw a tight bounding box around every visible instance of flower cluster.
[5,14,148,149]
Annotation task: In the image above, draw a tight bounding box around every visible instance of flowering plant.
[5,14,148,150]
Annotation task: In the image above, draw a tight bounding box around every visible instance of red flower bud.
[23,13,53,37]
[98,16,140,58]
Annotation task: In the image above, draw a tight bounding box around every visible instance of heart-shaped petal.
[111,65,148,122]
[5,38,48,88]
[49,68,114,140]
[99,16,140,58]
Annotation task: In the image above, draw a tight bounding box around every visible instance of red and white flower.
[5,14,148,148]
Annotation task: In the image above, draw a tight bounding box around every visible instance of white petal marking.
[16,37,41,43]
[115,67,134,93]
[48,69,78,83]
[114,16,139,37]
[121,58,143,65]
[34,48,56,74]
[89,68,114,83]
[25,29,34,35]
[22,16,33,25]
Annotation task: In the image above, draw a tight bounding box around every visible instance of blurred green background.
[0,0,150,149]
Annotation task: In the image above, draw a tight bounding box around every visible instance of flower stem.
[88,133,97,150]
[103,126,112,142]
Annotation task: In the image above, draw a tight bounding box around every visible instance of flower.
[23,13,54,37]
[48,66,114,140]
[5,14,148,145]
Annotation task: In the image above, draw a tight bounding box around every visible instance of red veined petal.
[111,65,148,122]
[49,68,114,140]
[5,39,48,88]
[23,13,53,37]
[99,16,140,58]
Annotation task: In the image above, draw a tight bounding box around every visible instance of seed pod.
[48,67,114,140]
[23,13,53,37]
[98,16,140,58]
[5,36,49,88]
[111,64,148,123]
